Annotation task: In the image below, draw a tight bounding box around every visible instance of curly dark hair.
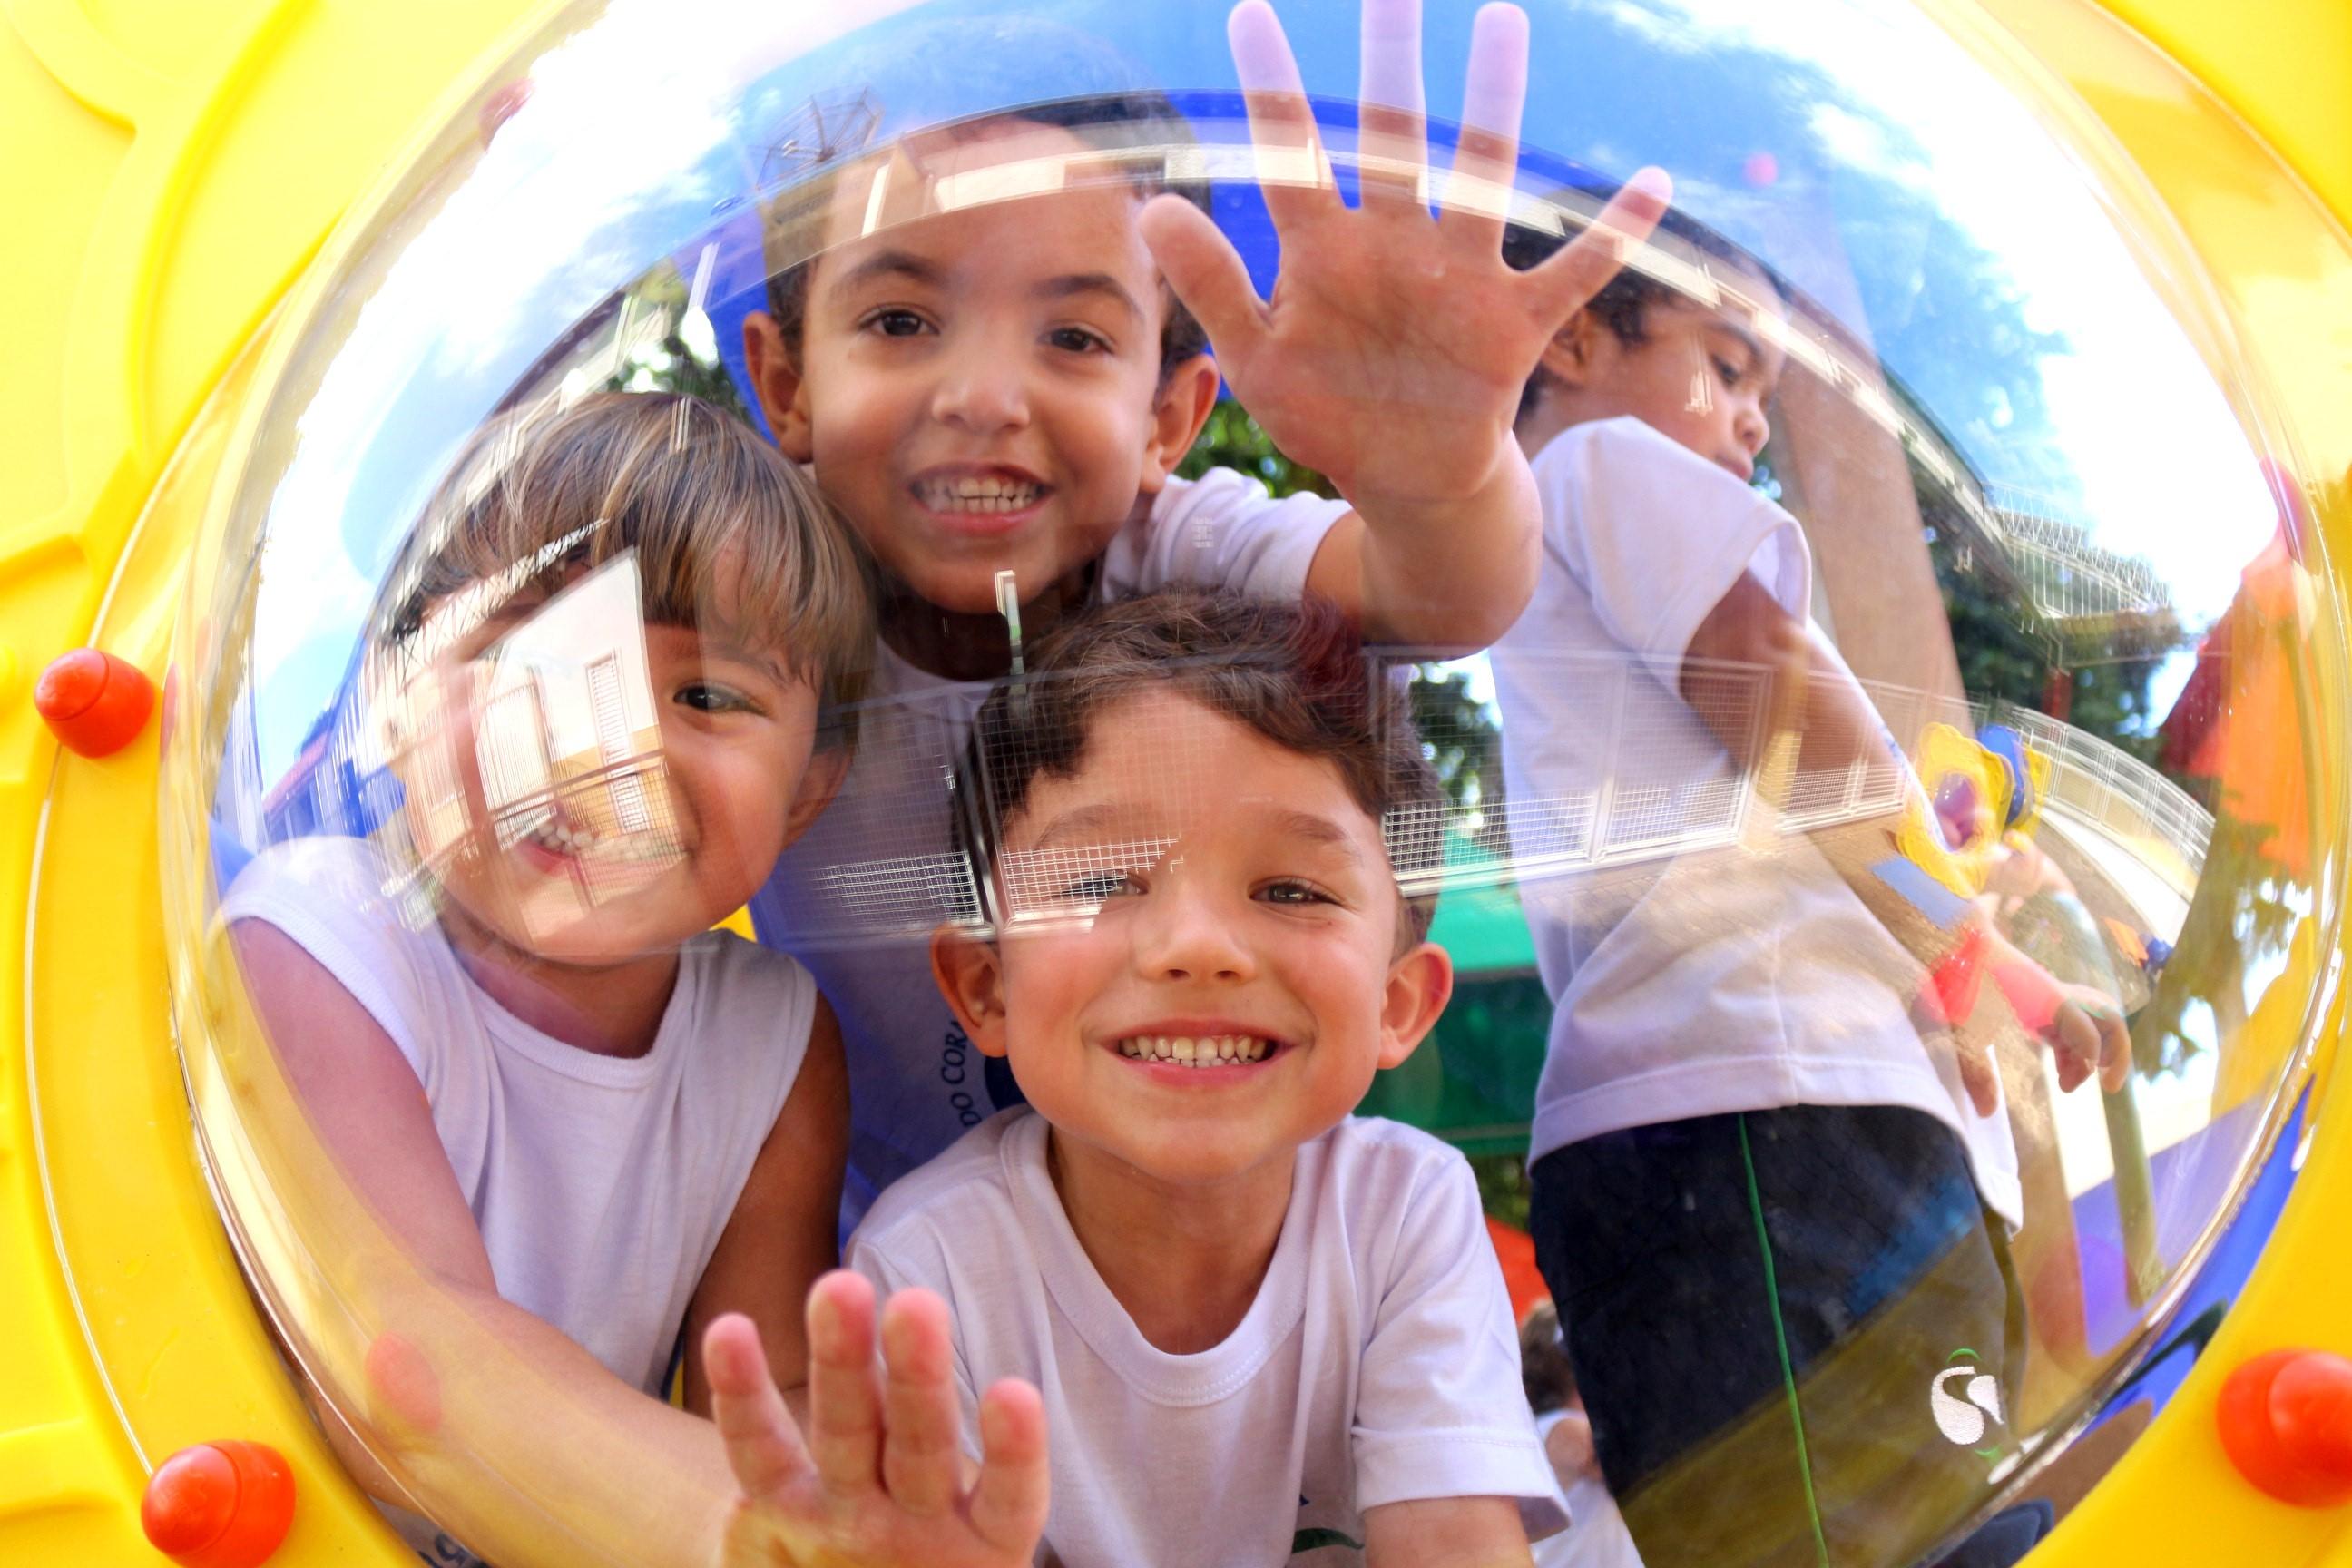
[1501,190,1783,426]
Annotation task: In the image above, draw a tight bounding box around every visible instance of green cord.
[1738,1112,1832,1568]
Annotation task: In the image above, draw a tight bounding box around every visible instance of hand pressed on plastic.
[1946,937,2133,1116]
[1139,0,1671,514]
[707,1273,1046,1568]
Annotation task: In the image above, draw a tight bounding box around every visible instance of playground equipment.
[5,0,2350,1563]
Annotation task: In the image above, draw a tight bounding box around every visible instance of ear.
[1376,939,1454,1071]
[1135,353,1222,495]
[1535,308,1607,396]
[743,309,814,461]
[932,926,1012,1060]
[780,742,850,845]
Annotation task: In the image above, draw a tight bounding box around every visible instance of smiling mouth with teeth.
[522,814,600,858]
[1115,1034,1276,1068]
[914,475,1045,514]
[506,808,680,869]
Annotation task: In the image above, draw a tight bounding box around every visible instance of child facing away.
[830,592,1563,1568]
[1518,1305,1643,1568]
[740,0,1672,1225]
[222,391,873,1568]
[1485,206,2128,1567]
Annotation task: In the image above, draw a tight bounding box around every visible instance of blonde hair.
[377,390,873,724]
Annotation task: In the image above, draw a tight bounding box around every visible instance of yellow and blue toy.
[5,0,2350,1563]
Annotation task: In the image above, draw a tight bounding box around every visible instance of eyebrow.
[654,624,795,689]
[1712,317,1790,386]
[707,642,795,688]
[828,248,944,299]
[1022,802,1136,854]
[1265,807,1367,865]
[1036,271,1143,324]
[1706,317,1769,367]
[1019,801,1370,863]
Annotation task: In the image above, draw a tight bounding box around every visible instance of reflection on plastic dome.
[157,1,2333,1565]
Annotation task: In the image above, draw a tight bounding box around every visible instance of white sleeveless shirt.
[222,834,818,1393]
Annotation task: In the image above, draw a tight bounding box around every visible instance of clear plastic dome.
[156,1,2335,1563]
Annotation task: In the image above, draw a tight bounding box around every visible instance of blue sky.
[235,0,2277,786]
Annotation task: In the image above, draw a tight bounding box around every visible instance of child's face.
[935,690,1452,1189]
[1566,283,1785,481]
[400,586,834,970]
[749,122,1215,617]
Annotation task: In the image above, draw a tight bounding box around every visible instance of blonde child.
[225,391,871,1566]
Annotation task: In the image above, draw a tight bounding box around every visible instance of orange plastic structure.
[2218,1349,2352,1507]
[34,649,156,760]
[138,1441,296,1568]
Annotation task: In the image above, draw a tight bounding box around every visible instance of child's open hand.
[1139,0,1670,516]
[706,1273,1047,1568]
[1944,941,2132,1116]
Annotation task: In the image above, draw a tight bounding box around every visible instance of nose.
[1131,874,1254,985]
[929,329,1031,434]
[1733,395,1769,460]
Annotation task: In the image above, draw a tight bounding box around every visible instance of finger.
[1522,166,1671,327]
[2097,1008,2132,1094]
[804,1270,886,1495]
[1228,0,1339,229]
[966,1378,1051,1559]
[2053,1004,2097,1093]
[1958,1040,2000,1118]
[878,1289,965,1518]
[1356,0,1427,211]
[1139,194,1269,377]
[1439,3,1529,249]
[704,1313,816,1504]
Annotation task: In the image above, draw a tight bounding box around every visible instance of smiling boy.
[744,0,1670,1222]
[843,593,1562,1568]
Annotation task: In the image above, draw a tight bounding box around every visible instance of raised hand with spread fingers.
[706,1273,1046,1568]
[1140,0,1671,648]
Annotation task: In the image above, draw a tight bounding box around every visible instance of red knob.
[2219,1348,2352,1506]
[139,1441,295,1568]
[34,648,154,758]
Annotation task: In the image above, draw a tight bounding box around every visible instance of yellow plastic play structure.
[4,0,2348,1563]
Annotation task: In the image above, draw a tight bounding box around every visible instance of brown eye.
[676,681,756,714]
[1061,870,1140,901]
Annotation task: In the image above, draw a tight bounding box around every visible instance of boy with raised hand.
[745,0,1668,1221]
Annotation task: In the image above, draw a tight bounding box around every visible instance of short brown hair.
[961,593,1445,946]
[377,390,874,725]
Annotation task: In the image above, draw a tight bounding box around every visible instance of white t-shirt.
[1491,418,2021,1225]
[220,834,819,1394]
[1530,1412,1644,1568]
[752,468,1350,1227]
[848,1109,1564,1568]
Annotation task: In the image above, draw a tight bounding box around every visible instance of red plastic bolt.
[34,648,154,757]
[2219,1348,2352,1506]
[139,1440,295,1568]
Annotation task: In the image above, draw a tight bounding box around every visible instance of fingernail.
[808,1292,844,1357]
